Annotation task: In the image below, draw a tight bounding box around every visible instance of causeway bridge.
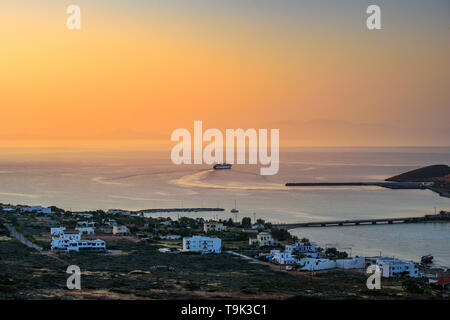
[285,181,425,189]
[274,216,426,229]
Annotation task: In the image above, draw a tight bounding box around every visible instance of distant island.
[386,164,450,198]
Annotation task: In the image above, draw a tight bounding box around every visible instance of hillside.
[386,164,450,182]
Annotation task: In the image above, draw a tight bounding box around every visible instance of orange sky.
[0,1,449,147]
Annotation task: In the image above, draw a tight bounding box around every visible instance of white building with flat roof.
[270,250,297,265]
[285,242,317,253]
[373,258,418,278]
[183,236,221,253]
[336,256,366,269]
[51,229,106,252]
[77,221,96,227]
[76,227,95,235]
[113,224,129,235]
[249,232,274,247]
[203,221,226,233]
[51,227,66,236]
[299,258,337,271]
[21,206,52,214]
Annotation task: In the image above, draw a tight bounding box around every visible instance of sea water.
[0,146,448,266]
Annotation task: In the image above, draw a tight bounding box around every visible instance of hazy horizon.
[1,0,449,147]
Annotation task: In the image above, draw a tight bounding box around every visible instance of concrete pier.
[275,216,426,229]
[285,181,424,189]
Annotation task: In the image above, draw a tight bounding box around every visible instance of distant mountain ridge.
[386,164,450,182]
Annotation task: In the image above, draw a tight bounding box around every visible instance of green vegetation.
[270,228,297,242]
[402,278,424,294]
[325,248,348,259]
[241,217,252,228]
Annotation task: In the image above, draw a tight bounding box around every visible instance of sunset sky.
[0,0,449,147]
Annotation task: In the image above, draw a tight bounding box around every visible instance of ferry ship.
[213,163,232,170]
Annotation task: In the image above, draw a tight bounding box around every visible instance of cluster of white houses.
[195,221,419,278]
[268,241,365,271]
[1,204,52,214]
[50,227,106,252]
[267,241,418,277]
[45,216,420,277]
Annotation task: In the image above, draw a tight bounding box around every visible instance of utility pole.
[253,212,256,224]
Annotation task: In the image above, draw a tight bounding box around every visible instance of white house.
[203,221,226,233]
[182,236,221,253]
[373,258,418,278]
[286,242,317,253]
[336,256,366,269]
[1,206,16,212]
[299,258,337,271]
[51,227,66,236]
[22,206,52,214]
[77,221,96,227]
[76,227,95,235]
[113,224,129,235]
[51,229,106,252]
[249,232,274,247]
[271,250,297,265]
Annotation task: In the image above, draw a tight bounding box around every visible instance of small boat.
[213,163,232,170]
[230,200,239,213]
[421,254,433,264]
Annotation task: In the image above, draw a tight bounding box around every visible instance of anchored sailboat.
[230,200,239,213]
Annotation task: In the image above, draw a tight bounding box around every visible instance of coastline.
[290,221,450,269]
[429,187,450,199]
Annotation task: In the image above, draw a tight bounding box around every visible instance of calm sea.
[0,146,449,266]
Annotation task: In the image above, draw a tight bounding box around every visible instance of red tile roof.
[432,276,450,286]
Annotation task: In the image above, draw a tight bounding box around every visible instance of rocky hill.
[386,164,450,182]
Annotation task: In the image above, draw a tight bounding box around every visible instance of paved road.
[3,223,43,251]
[227,250,271,266]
